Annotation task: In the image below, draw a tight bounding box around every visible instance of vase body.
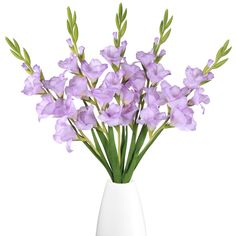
[96,181,146,236]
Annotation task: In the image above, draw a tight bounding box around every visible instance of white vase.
[96,180,147,236]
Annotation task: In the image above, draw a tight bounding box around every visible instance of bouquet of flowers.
[6,3,231,183]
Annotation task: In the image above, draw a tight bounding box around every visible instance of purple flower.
[92,87,114,106]
[66,76,90,99]
[36,94,55,121]
[66,38,73,47]
[99,103,122,126]
[79,46,85,56]
[54,98,77,118]
[189,88,210,113]
[169,97,196,130]
[128,70,146,92]
[147,63,171,84]
[53,117,76,152]
[75,106,97,130]
[207,59,214,67]
[189,88,210,106]
[44,73,67,96]
[136,51,155,67]
[81,59,108,82]
[102,72,122,94]
[158,49,166,58]
[121,103,138,125]
[21,63,28,70]
[138,106,166,130]
[161,81,188,103]
[100,41,127,65]
[22,65,44,95]
[183,66,214,89]
[144,87,166,106]
[58,54,79,73]
[113,32,118,40]
[154,37,159,44]
[121,62,140,81]
[120,86,139,105]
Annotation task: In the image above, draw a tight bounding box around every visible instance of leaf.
[74,24,79,42]
[164,9,168,25]
[133,125,148,156]
[161,28,171,43]
[116,13,120,29]
[114,38,119,48]
[67,7,73,24]
[120,20,127,37]
[96,129,109,157]
[222,46,232,57]
[165,15,173,29]
[215,48,222,61]
[91,129,106,160]
[13,39,21,53]
[67,20,72,35]
[159,20,164,35]
[5,37,16,51]
[111,63,119,72]
[119,3,123,19]
[23,48,31,64]
[122,8,127,22]
[124,124,137,172]
[108,127,121,182]
[72,11,77,26]
[222,39,229,51]
[120,126,128,172]
[10,50,23,60]
[212,58,228,69]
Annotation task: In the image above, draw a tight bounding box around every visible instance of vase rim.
[106,179,135,186]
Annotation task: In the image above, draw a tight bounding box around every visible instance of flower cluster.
[21,40,214,150]
[6,4,231,183]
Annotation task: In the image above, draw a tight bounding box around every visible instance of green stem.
[117,126,121,164]
[123,118,169,183]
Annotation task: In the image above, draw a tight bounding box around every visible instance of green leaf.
[67,7,73,24]
[133,125,148,156]
[74,24,79,42]
[119,3,123,19]
[5,37,16,51]
[96,129,109,157]
[122,8,127,22]
[215,46,224,61]
[111,63,119,72]
[116,13,120,29]
[120,20,127,37]
[161,28,171,43]
[13,39,20,53]
[120,126,128,172]
[159,20,164,35]
[124,124,167,183]
[222,46,232,57]
[222,39,229,51]
[67,20,72,35]
[91,129,106,160]
[23,48,31,64]
[72,11,77,26]
[164,9,168,25]
[165,15,173,29]
[10,50,23,60]
[124,124,137,172]
[108,127,121,182]
[212,58,228,69]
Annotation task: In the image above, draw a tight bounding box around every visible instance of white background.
[0,0,236,235]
